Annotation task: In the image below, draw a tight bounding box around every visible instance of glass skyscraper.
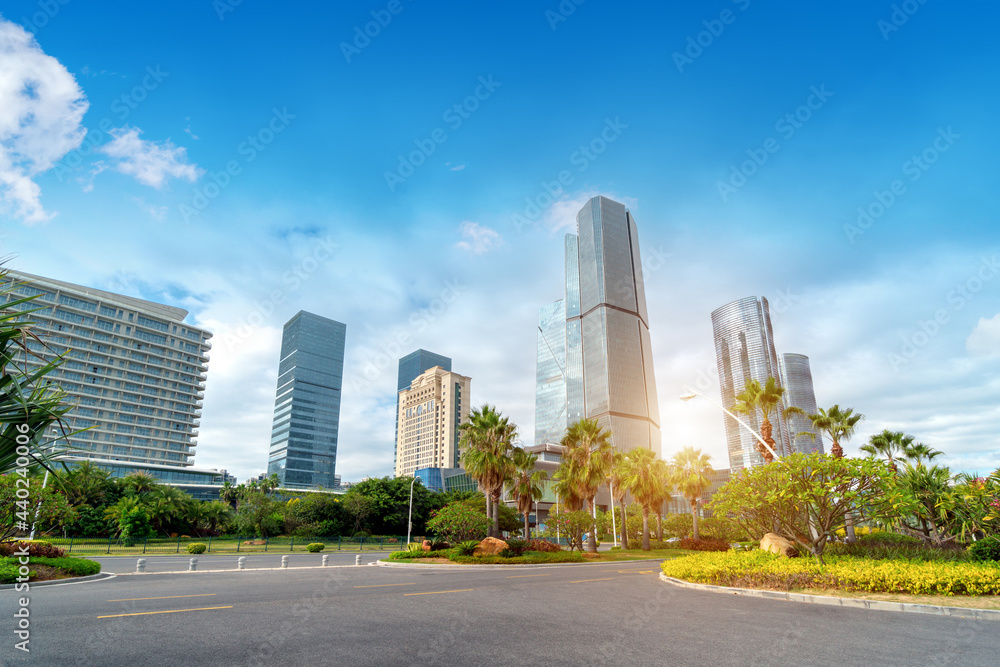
[267,311,346,489]
[779,352,824,455]
[711,296,791,471]
[2,270,211,467]
[395,349,451,469]
[534,299,567,445]
[534,195,661,454]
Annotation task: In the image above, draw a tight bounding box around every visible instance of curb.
[0,572,116,590]
[87,550,398,559]
[115,563,377,575]
[658,573,1000,621]
[376,559,662,570]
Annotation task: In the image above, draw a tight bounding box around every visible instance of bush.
[505,539,528,557]
[662,550,1000,595]
[353,531,371,539]
[0,540,66,558]
[430,540,450,551]
[827,536,968,562]
[448,551,584,565]
[678,538,731,552]
[455,540,480,556]
[969,536,1000,563]
[305,543,325,553]
[387,549,452,560]
[187,543,207,554]
[525,539,561,553]
[0,556,101,583]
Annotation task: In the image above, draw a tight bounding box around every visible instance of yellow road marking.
[98,606,233,619]
[354,583,416,588]
[108,594,216,602]
[506,574,551,579]
[403,589,474,596]
[570,578,615,583]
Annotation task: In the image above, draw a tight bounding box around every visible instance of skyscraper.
[395,349,451,469]
[534,195,661,454]
[267,311,346,489]
[2,270,211,467]
[534,299,567,445]
[395,365,470,477]
[711,296,791,471]
[779,353,824,455]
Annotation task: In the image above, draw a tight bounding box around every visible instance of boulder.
[473,537,508,557]
[421,540,432,552]
[760,532,799,558]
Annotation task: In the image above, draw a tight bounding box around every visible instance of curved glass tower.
[779,353,824,455]
[711,296,790,470]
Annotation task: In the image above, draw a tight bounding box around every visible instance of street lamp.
[406,476,418,545]
[679,388,779,460]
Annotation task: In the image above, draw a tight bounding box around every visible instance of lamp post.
[406,476,417,545]
[679,388,779,461]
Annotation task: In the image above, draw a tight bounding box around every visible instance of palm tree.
[806,405,864,459]
[670,446,713,540]
[61,460,114,508]
[608,450,630,547]
[622,447,664,551]
[860,430,918,472]
[560,418,613,553]
[731,377,803,463]
[219,481,239,508]
[145,485,191,536]
[121,472,159,496]
[460,404,518,538]
[259,473,281,496]
[906,443,943,466]
[506,448,547,539]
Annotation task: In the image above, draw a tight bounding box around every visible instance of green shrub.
[0,540,67,558]
[430,540,450,551]
[678,538,730,552]
[525,539,561,553]
[353,531,371,539]
[0,556,102,583]
[0,561,20,584]
[406,542,423,553]
[387,549,452,560]
[187,543,207,554]
[305,543,325,553]
[827,537,968,562]
[455,540,480,556]
[448,551,584,565]
[969,536,1000,563]
[505,539,528,557]
[662,550,1000,595]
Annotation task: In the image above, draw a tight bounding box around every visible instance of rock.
[760,532,799,558]
[421,540,432,552]
[473,537,508,557]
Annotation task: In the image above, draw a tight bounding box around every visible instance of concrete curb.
[658,573,1000,621]
[376,559,660,570]
[115,563,377,575]
[0,572,116,590]
[88,550,398,559]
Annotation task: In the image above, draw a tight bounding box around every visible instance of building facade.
[534,195,661,454]
[395,349,452,470]
[2,270,211,467]
[711,296,791,471]
[267,311,346,489]
[395,365,470,477]
[779,353,824,455]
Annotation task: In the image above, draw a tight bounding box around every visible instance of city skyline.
[2,3,997,483]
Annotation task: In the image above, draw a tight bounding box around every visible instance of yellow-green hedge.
[661,551,1000,596]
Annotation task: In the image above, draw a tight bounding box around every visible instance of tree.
[670,446,713,540]
[145,485,195,536]
[860,430,919,472]
[426,500,490,543]
[887,463,960,547]
[806,405,864,460]
[0,474,76,541]
[559,418,613,553]
[219,481,239,508]
[709,452,894,563]
[344,476,441,535]
[546,506,594,552]
[622,447,666,551]
[104,496,152,544]
[608,450,630,547]
[506,448,547,539]
[342,491,375,536]
[460,405,518,538]
[121,472,159,496]
[731,377,803,463]
[58,460,115,508]
[905,443,943,466]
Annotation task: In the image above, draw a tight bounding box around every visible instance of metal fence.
[47,535,409,555]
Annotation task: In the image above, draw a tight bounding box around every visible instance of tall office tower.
[267,311,346,489]
[1,270,211,467]
[779,353,824,455]
[538,195,661,454]
[395,349,452,468]
[395,365,471,477]
[534,299,567,445]
[711,296,791,471]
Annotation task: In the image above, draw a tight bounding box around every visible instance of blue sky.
[1,1,998,483]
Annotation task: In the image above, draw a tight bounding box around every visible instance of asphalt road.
[2,560,995,666]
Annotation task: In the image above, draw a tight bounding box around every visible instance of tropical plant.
[731,377,803,463]
[622,447,669,551]
[905,443,943,466]
[860,429,919,472]
[426,500,489,543]
[670,446,713,540]
[120,472,159,496]
[607,449,630,547]
[219,481,239,508]
[805,405,864,460]
[506,447,547,539]
[460,404,518,538]
[545,506,594,552]
[558,418,613,553]
[887,463,961,547]
[104,496,152,543]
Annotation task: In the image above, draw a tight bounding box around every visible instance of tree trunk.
[491,491,501,539]
[656,509,663,541]
[691,500,700,541]
[587,499,598,553]
[760,417,775,463]
[485,495,493,538]
[619,500,628,548]
[523,511,530,540]
[641,507,650,551]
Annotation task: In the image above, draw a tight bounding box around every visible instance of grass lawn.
[1,556,101,584]
[38,536,402,556]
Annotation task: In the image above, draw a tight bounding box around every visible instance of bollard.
[355,554,361,566]
[136,558,146,573]
[321,554,329,567]
[281,555,289,569]
[189,558,198,572]
[237,556,246,570]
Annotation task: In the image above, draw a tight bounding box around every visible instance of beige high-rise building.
[394,366,471,477]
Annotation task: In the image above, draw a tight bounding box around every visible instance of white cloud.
[456,221,502,254]
[99,126,201,188]
[0,18,88,223]
[967,314,1000,358]
[131,196,167,221]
